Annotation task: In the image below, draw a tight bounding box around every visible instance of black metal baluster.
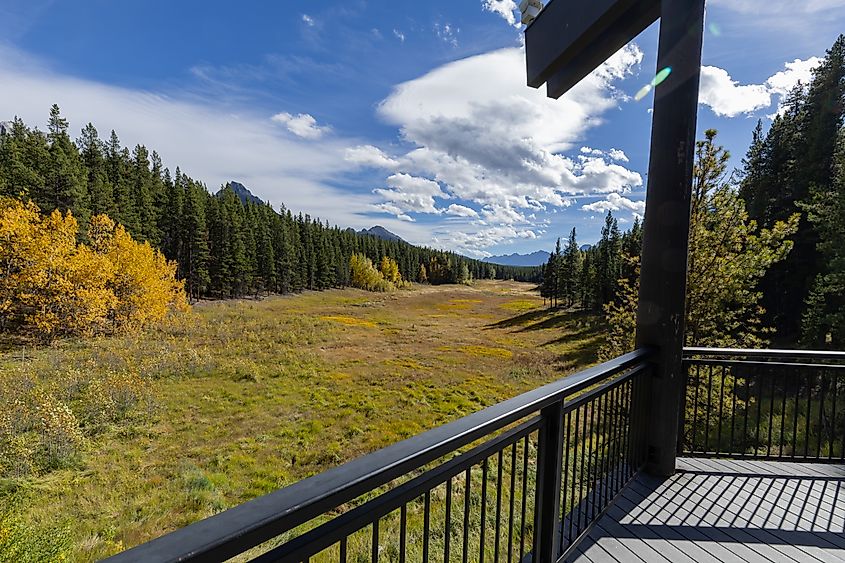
[817,370,826,459]
[578,403,588,535]
[560,412,571,554]
[423,491,431,563]
[463,468,471,563]
[372,519,379,563]
[583,399,595,530]
[519,435,529,561]
[340,538,347,563]
[743,373,751,458]
[590,393,603,520]
[730,366,737,456]
[831,373,838,460]
[779,370,788,458]
[599,389,610,512]
[444,478,452,563]
[400,504,407,563]
[495,450,503,561]
[691,364,700,453]
[568,407,580,547]
[705,365,713,454]
[792,370,801,459]
[805,372,812,459]
[767,369,776,458]
[507,443,517,563]
[717,367,725,455]
[480,458,488,563]
[755,369,764,457]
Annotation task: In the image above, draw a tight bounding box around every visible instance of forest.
[538,35,845,352]
[0,108,538,310]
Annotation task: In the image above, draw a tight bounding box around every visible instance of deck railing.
[105,349,652,563]
[680,348,845,462]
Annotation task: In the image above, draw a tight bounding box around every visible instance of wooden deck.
[569,458,845,563]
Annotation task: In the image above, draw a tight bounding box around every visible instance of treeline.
[539,214,641,312]
[739,35,845,348]
[0,106,539,301]
[541,35,845,351]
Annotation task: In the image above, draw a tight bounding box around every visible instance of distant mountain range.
[357,226,405,243]
[483,250,550,267]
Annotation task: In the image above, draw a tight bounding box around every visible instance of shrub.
[0,198,188,339]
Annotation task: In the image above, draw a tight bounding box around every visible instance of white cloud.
[0,44,417,239]
[344,145,399,169]
[608,149,629,163]
[445,204,479,218]
[766,57,823,95]
[373,173,448,218]
[699,57,824,118]
[271,112,330,139]
[581,193,645,215]
[699,66,772,117]
[365,43,645,252]
[393,29,406,43]
[481,0,520,27]
[302,14,315,26]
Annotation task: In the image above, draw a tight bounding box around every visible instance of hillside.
[484,250,551,266]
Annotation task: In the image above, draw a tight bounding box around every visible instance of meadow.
[0,281,603,561]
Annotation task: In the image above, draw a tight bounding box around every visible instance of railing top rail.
[107,348,653,563]
[683,347,845,362]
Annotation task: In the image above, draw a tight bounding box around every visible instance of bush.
[0,198,188,340]
[349,254,394,292]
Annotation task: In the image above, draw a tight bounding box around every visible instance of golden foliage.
[0,197,187,338]
[349,253,393,292]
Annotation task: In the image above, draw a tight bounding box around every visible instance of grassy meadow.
[0,281,604,561]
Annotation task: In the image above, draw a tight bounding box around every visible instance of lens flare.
[652,67,672,87]
[634,67,672,102]
[708,22,722,36]
[634,84,652,102]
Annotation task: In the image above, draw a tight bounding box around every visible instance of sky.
[1,0,843,257]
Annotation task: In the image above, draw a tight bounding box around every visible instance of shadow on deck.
[570,458,845,563]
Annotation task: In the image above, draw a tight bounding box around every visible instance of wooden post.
[635,0,705,477]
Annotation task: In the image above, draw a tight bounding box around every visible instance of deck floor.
[570,458,845,563]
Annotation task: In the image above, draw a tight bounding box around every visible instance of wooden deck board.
[567,459,845,563]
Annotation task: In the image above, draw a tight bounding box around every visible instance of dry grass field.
[0,281,603,561]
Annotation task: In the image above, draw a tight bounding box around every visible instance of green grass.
[0,281,604,561]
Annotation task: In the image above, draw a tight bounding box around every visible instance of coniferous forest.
[539,35,845,351]
[0,107,539,308]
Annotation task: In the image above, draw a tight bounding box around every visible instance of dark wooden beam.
[635,0,705,477]
[525,0,658,92]
[545,0,659,98]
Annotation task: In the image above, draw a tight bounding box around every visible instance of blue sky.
[1,0,843,256]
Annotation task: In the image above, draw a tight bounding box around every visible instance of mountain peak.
[358,225,404,243]
[222,181,264,205]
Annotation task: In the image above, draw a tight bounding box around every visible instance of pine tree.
[42,105,88,225]
[77,123,114,218]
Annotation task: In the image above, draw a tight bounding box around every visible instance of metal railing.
[105,350,652,563]
[680,348,845,462]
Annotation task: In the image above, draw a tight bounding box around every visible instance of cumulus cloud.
[481,0,520,27]
[445,204,479,218]
[699,57,823,118]
[344,145,399,169]
[271,112,330,139]
[699,66,772,117]
[393,29,406,43]
[375,44,642,219]
[581,193,645,215]
[301,14,315,26]
[373,173,448,219]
